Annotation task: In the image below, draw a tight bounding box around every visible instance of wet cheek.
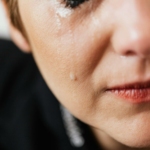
[21,2,106,83]
[20,2,103,81]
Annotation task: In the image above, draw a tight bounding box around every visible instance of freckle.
[70,72,77,81]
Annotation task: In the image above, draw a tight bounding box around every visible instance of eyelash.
[64,0,89,8]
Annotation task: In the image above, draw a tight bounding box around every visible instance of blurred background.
[0,1,10,39]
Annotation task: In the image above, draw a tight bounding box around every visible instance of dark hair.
[4,0,24,33]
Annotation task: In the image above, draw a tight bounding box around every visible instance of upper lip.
[107,80,150,90]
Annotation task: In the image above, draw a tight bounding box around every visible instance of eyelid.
[64,0,89,9]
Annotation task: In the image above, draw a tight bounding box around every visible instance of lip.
[106,81,150,104]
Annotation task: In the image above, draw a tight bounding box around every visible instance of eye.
[64,0,89,8]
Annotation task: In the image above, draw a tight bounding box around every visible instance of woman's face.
[19,0,150,148]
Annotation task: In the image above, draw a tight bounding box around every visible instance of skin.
[6,0,150,149]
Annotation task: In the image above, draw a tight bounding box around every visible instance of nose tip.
[112,27,150,58]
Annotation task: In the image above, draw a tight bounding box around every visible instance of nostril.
[124,50,136,56]
[112,26,150,59]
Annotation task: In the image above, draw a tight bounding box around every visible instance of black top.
[0,39,101,150]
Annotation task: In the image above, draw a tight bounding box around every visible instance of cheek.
[19,0,112,122]
[19,0,112,83]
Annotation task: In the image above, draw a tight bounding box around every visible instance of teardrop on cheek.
[70,72,77,81]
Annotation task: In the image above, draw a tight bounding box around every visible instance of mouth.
[106,81,150,104]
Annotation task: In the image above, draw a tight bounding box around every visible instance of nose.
[112,1,150,58]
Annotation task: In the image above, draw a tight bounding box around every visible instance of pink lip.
[106,81,150,103]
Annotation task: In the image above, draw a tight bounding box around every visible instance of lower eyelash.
[64,0,89,8]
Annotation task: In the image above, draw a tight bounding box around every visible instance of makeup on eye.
[63,0,89,8]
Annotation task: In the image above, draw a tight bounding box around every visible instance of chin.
[98,112,150,149]
[117,139,150,150]
[116,126,150,149]
[121,138,150,149]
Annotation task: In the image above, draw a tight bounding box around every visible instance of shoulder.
[0,39,39,102]
[0,39,35,70]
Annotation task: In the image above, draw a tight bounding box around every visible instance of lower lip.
[108,88,150,104]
